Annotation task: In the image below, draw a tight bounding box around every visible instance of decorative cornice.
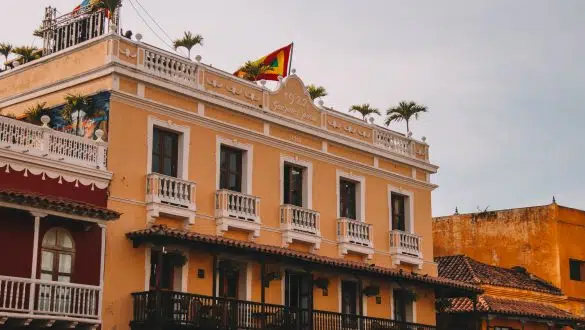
[110,91,438,191]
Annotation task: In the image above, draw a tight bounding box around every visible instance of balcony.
[389,230,423,269]
[0,275,101,327]
[130,291,436,330]
[280,205,321,251]
[337,218,374,260]
[0,116,107,170]
[146,173,196,227]
[215,190,261,239]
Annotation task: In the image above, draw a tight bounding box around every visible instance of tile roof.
[436,255,561,295]
[127,225,481,294]
[445,295,584,322]
[0,189,120,221]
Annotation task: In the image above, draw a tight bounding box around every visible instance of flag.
[234,43,293,81]
[73,0,100,13]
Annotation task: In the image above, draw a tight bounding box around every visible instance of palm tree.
[173,31,204,59]
[0,43,13,69]
[307,84,327,101]
[94,0,122,13]
[236,61,271,82]
[385,101,428,133]
[24,102,49,125]
[12,46,40,64]
[349,103,381,121]
[33,25,44,38]
[63,94,93,136]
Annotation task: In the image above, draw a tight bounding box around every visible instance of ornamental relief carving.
[327,118,372,140]
[271,92,319,125]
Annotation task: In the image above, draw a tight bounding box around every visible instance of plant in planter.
[167,251,187,267]
[362,285,380,297]
[24,102,50,125]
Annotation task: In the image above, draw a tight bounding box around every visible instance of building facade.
[1,6,480,330]
[436,255,584,330]
[434,203,585,322]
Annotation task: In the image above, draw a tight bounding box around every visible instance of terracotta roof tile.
[436,255,561,295]
[127,225,482,294]
[445,295,584,322]
[0,188,120,221]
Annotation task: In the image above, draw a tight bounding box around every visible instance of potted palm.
[24,102,50,126]
[385,101,427,134]
[173,31,204,60]
[93,0,122,32]
[307,84,327,101]
[236,61,271,82]
[349,103,381,122]
[0,43,12,69]
[12,46,41,64]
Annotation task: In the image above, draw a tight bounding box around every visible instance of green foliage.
[24,102,49,125]
[93,0,122,13]
[33,25,44,38]
[349,103,381,121]
[385,101,427,133]
[307,84,327,100]
[12,46,41,63]
[63,94,94,135]
[173,31,204,59]
[0,43,13,67]
[237,60,271,82]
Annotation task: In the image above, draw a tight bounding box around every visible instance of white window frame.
[280,155,313,209]
[336,170,366,221]
[146,116,191,180]
[337,278,367,316]
[216,137,254,194]
[390,285,416,323]
[214,257,252,301]
[388,185,414,233]
[144,246,189,292]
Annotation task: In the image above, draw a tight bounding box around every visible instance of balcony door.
[285,272,312,328]
[391,193,407,231]
[152,127,179,178]
[284,163,304,207]
[39,228,75,313]
[220,146,243,192]
[339,179,357,220]
[341,281,358,328]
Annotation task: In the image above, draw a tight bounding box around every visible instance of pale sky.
[2,0,584,216]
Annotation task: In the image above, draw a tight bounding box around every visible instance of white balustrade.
[146,173,196,210]
[280,205,320,235]
[0,275,100,320]
[337,218,373,247]
[216,190,260,223]
[0,116,107,170]
[389,230,422,258]
[143,48,198,85]
[373,129,413,156]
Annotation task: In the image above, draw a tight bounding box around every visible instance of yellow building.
[0,6,480,330]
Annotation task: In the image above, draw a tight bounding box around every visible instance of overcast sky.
[2,0,584,216]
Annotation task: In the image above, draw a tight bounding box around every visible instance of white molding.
[30,216,40,280]
[246,263,252,301]
[215,136,254,194]
[279,155,313,209]
[144,248,151,291]
[97,225,106,320]
[111,92,438,190]
[145,202,195,227]
[146,115,191,180]
[137,83,145,98]
[336,170,366,221]
[112,75,120,91]
[197,103,205,116]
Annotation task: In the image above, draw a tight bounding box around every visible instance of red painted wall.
[0,165,108,207]
[0,208,34,278]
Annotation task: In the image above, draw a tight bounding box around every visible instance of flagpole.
[288,42,294,76]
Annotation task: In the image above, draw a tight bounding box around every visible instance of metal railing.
[215,189,260,223]
[131,291,436,330]
[146,173,196,210]
[280,205,320,235]
[337,218,373,247]
[389,230,422,258]
[0,275,101,320]
[0,116,107,170]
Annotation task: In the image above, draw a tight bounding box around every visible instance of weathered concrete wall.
[433,205,562,288]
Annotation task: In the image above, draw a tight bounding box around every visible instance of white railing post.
[95,129,106,169]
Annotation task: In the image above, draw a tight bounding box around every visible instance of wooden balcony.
[389,230,424,269]
[130,291,436,330]
[146,173,196,227]
[0,275,101,328]
[215,190,261,239]
[279,205,321,251]
[337,218,374,260]
[0,116,107,170]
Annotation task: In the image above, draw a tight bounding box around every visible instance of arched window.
[40,228,75,282]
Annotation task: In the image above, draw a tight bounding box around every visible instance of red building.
[0,116,119,329]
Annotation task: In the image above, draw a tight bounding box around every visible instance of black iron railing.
[131,291,436,330]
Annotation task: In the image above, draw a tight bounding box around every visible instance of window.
[152,127,179,177]
[284,163,304,207]
[41,228,75,282]
[391,193,406,231]
[219,146,244,192]
[341,281,358,315]
[393,289,413,322]
[149,250,175,290]
[340,179,357,220]
[570,259,585,281]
